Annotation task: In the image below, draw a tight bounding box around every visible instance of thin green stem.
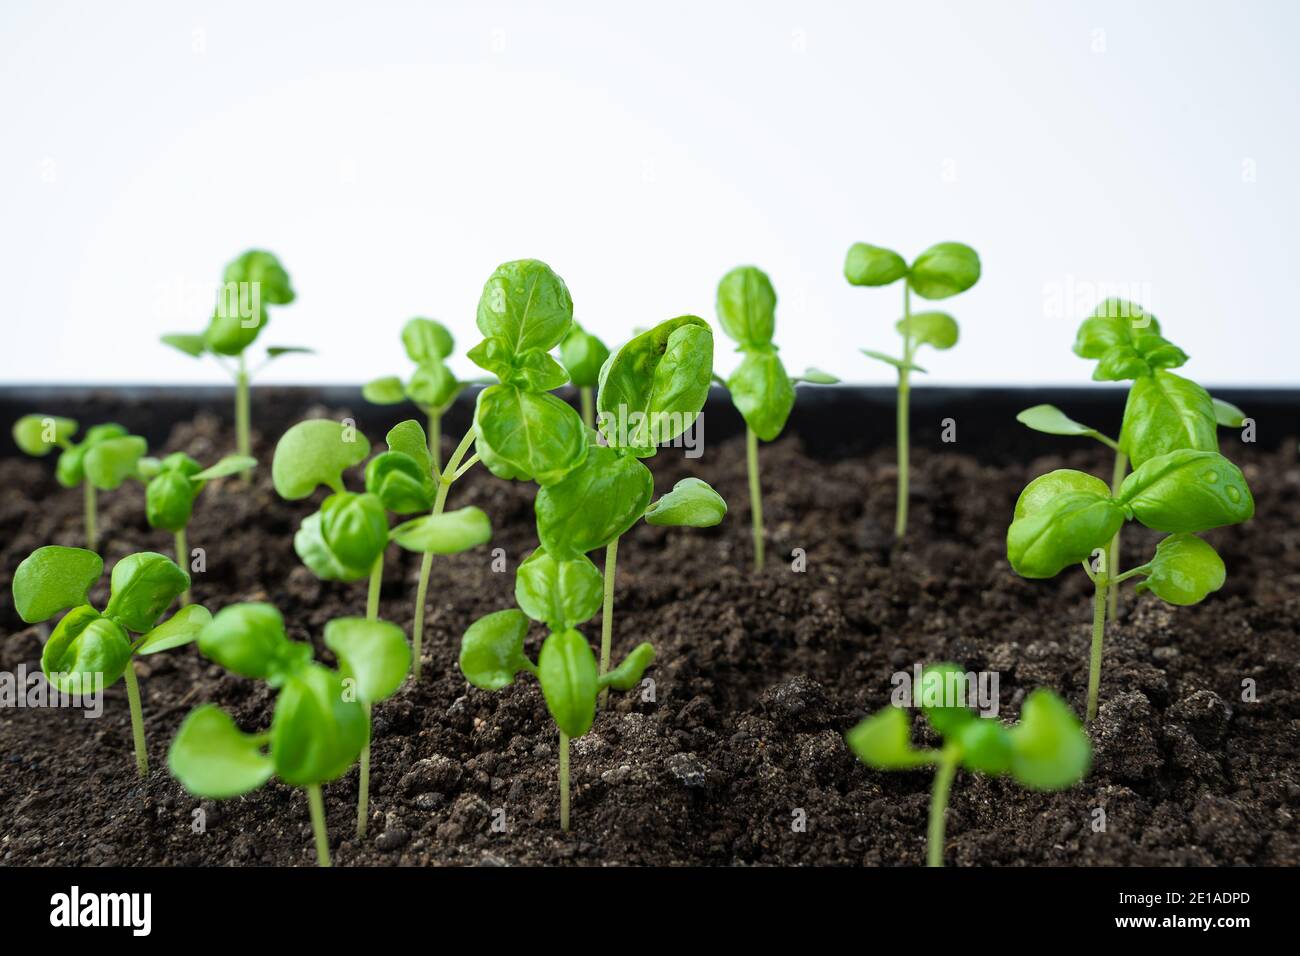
[366,554,383,621]
[559,730,571,832]
[411,552,432,680]
[580,386,595,430]
[175,528,190,605]
[895,284,913,540]
[927,744,960,867]
[235,353,251,479]
[746,425,765,573]
[355,554,384,838]
[1087,571,1109,723]
[84,481,97,552]
[1106,451,1128,619]
[307,784,331,867]
[598,536,620,707]
[122,663,148,778]
[428,410,441,474]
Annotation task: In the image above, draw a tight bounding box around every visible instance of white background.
[2,0,1297,387]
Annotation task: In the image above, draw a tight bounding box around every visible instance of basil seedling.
[162,250,309,471]
[460,607,653,830]
[558,320,610,429]
[715,265,838,571]
[1017,299,1244,620]
[1007,448,1254,720]
[274,417,490,833]
[363,318,471,471]
[536,315,726,700]
[139,452,256,604]
[13,415,147,551]
[844,241,980,539]
[846,664,1090,866]
[168,604,409,866]
[12,547,207,776]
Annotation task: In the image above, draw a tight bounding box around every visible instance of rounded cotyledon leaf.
[272,419,372,499]
[644,477,727,528]
[168,704,275,799]
[363,375,407,405]
[41,606,133,692]
[1135,533,1226,606]
[270,663,369,787]
[12,414,78,456]
[716,265,777,348]
[1007,689,1091,790]
[843,243,908,287]
[727,348,795,441]
[459,609,533,690]
[103,552,191,634]
[559,322,610,388]
[537,629,599,739]
[83,435,148,490]
[515,547,604,631]
[390,506,492,554]
[907,242,980,300]
[845,706,933,769]
[402,317,454,364]
[324,617,411,705]
[1006,470,1126,579]
[895,311,959,350]
[12,545,103,624]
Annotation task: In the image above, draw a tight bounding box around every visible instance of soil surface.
[1,395,1297,867]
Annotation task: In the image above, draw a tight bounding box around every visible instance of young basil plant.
[846,664,1090,867]
[536,315,726,701]
[558,320,610,430]
[1016,299,1245,620]
[844,241,980,539]
[12,547,207,776]
[1006,448,1254,721]
[140,452,256,604]
[162,250,308,471]
[168,604,409,866]
[362,317,471,471]
[12,415,148,551]
[459,602,654,831]
[715,265,838,572]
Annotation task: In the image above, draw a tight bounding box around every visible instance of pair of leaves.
[843,241,981,301]
[458,610,654,738]
[846,666,1090,791]
[162,250,303,360]
[12,414,77,457]
[363,318,465,412]
[716,269,796,441]
[14,547,203,692]
[38,422,148,490]
[144,452,256,531]
[1073,300,1187,382]
[171,607,410,795]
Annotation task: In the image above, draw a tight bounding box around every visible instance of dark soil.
[1,395,1297,867]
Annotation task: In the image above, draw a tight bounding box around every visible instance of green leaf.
[1015,404,1102,440]
[41,607,132,692]
[324,617,411,704]
[597,315,714,455]
[843,243,907,287]
[12,546,103,624]
[896,311,959,350]
[390,506,492,554]
[474,384,588,484]
[1212,397,1246,428]
[1136,533,1226,606]
[83,435,148,490]
[203,304,266,356]
[958,719,1013,775]
[559,322,610,388]
[715,265,777,348]
[363,376,407,404]
[407,361,461,410]
[459,609,533,690]
[320,492,389,571]
[294,511,373,582]
[466,336,516,381]
[860,349,926,374]
[55,444,87,488]
[506,349,571,392]
[272,419,371,499]
[907,242,980,300]
[727,348,795,441]
[145,471,198,532]
[476,259,574,355]
[535,445,654,559]
[270,664,369,787]
[1073,301,1186,381]
[168,705,274,798]
[365,451,435,514]
[597,642,655,691]
[384,419,435,478]
[103,552,190,633]
[537,629,598,738]
[515,547,604,630]
[159,451,203,476]
[1008,689,1091,790]
[265,346,312,360]
[225,249,295,305]
[401,317,454,364]
[136,603,212,655]
[161,333,207,358]
[1118,449,1254,533]
[1007,470,1126,579]
[795,367,839,385]
[918,663,976,737]
[1120,370,1218,468]
[192,455,257,481]
[644,477,727,528]
[13,414,77,456]
[199,602,306,681]
[845,707,933,769]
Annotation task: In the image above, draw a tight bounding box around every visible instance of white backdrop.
[2,0,1297,387]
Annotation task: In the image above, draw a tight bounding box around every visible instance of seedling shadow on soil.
[1,394,1297,866]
